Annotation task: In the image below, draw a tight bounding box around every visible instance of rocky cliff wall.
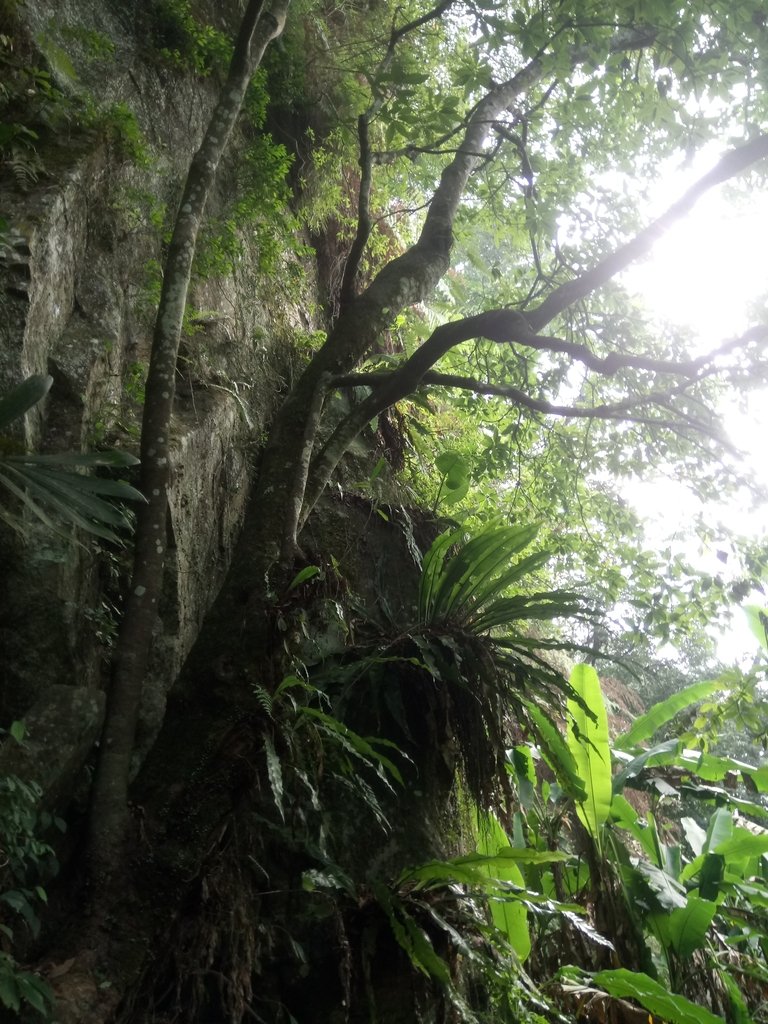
[0,0,312,779]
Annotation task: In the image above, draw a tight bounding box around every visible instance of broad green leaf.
[524,701,587,803]
[567,665,611,843]
[714,828,768,861]
[593,969,726,1024]
[649,896,716,958]
[744,604,768,653]
[612,738,679,794]
[745,765,768,793]
[286,565,321,592]
[704,806,733,853]
[615,679,727,749]
[435,450,469,486]
[697,854,725,900]
[0,968,21,1011]
[681,783,768,821]
[609,795,661,864]
[719,969,754,1024]
[0,374,52,430]
[632,859,687,910]
[681,816,707,857]
[475,812,531,961]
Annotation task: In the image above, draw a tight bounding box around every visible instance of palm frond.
[0,375,144,542]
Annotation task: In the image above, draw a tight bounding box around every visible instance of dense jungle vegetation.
[2,0,768,1021]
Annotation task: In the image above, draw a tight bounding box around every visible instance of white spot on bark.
[157,457,167,467]
[135,585,146,596]
[181,204,192,214]
[161,391,169,399]
[152,488,160,496]
[147,448,156,457]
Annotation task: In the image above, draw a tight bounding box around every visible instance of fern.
[5,139,43,190]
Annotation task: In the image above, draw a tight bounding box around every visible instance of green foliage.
[91,102,151,167]
[566,665,612,848]
[0,31,61,187]
[500,663,768,1021]
[322,523,591,811]
[58,25,115,62]
[591,969,727,1024]
[192,68,310,280]
[148,0,232,75]
[0,374,145,542]
[194,134,298,277]
[0,723,59,1018]
[615,678,730,750]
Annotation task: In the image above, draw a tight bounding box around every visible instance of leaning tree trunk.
[88,0,290,890]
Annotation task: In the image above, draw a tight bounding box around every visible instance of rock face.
[0,1,308,766]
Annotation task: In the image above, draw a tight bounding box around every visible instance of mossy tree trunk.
[88,0,290,889]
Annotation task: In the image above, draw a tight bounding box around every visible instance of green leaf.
[0,462,130,541]
[474,812,531,961]
[632,859,687,910]
[609,795,661,864]
[9,721,25,743]
[299,708,403,784]
[612,738,679,793]
[704,806,733,853]
[567,665,612,844]
[681,816,707,857]
[593,969,726,1024]
[7,465,146,503]
[525,701,587,803]
[286,565,321,592]
[615,680,727,749]
[714,828,768,860]
[0,375,52,430]
[650,896,716,958]
[744,604,768,653]
[373,883,451,985]
[0,968,20,1011]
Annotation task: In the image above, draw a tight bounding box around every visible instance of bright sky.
[618,149,768,663]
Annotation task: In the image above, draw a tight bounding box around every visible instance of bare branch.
[398,370,735,445]
[338,0,460,313]
[338,114,373,314]
[390,0,456,44]
[526,133,768,332]
[299,323,765,527]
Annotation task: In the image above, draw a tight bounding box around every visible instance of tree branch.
[338,114,373,314]
[255,37,768,568]
[526,133,768,332]
[298,322,766,527]
[338,0,459,314]
[392,370,734,444]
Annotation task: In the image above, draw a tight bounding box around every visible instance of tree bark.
[88,0,290,886]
